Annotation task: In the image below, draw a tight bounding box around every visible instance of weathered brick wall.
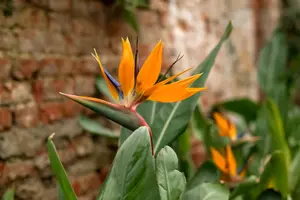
[0,0,131,199]
[0,0,280,199]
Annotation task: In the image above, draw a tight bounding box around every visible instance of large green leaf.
[257,151,289,198]
[265,99,290,166]
[121,22,233,155]
[60,93,142,131]
[180,183,229,200]
[211,98,260,124]
[286,105,300,142]
[186,161,220,190]
[229,176,258,200]
[47,134,78,200]
[172,127,195,180]
[97,126,160,200]
[79,115,119,139]
[289,148,300,191]
[192,105,209,141]
[257,30,288,126]
[156,146,186,200]
[2,189,14,200]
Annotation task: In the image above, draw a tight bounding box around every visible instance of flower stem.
[133,109,154,156]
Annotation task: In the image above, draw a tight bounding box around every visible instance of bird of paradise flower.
[60,38,206,155]
[210,112,250,183]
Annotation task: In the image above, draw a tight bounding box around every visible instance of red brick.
[99,167,109,183]
[49,0,72,11]
[49,13,71,33]
[39,102,64,124]
[65,34,80,55]
[14,102,38,128]
[17,7,47,29]
[71,136,94,157]
[0,108,12,131]
[0,29,16,50]
[8,82,33,103]
[78,36,96,55]
[74,76,95,96]
[74,57,98,75]
[39,57,73,76]
[0,83,12,105]
[71,173,102,196]
[32,78,74,101]
[13,58,39,80]
[72,0,89,16]
[1,160,35,184]
[18,29,47,53]
[0,58,11,81]
[72,18,96,36]
[32,80,43,102]
[62,99,82,118]
[46,32,66,54]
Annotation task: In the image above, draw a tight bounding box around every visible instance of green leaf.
[180,183,229,200]
[192,105,209,141]
[229,176,258,200]
[79,115,119,139]
[58,185,65,200]
[122,7,139,33]
[257,30,288,126]
[156,146,186,200]
[186,161,220,190]
[97,126,160,200]
[212,98,260,124]
[47,134,78,200]
[258,151,289,198]
[265,99,290,165]
[176,128,195,180]
[286,105,300,141]
[2,188,14,200]
[61,93,142,131]
[257,189,283,200]
[121,22,233,155]
[96,77,115,102]
[289,148,300,191]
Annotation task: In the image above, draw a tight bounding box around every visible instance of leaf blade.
[97,127,160,200]
[156,146,186,200]
[47,134,78,200]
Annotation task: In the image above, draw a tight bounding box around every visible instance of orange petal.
[92,49,119,100]
[213,112,230,137]
[225,145,237,177]
[148,85,205,103]
[170,74,202,88]
[136,41,163,92]
[210,147,227,173]
[143,68,192,96]
[118,38,135,96]
[228,123,237,141]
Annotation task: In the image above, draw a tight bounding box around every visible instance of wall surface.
[0,0,279,199]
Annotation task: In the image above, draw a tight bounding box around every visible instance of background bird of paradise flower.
[2,16,297,200]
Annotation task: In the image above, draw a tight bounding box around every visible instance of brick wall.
[0,0,280,199]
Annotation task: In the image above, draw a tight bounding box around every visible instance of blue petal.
[104,68,124,99]
[104,68,120,87]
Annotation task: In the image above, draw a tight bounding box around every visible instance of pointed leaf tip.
[49,133,55,140]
